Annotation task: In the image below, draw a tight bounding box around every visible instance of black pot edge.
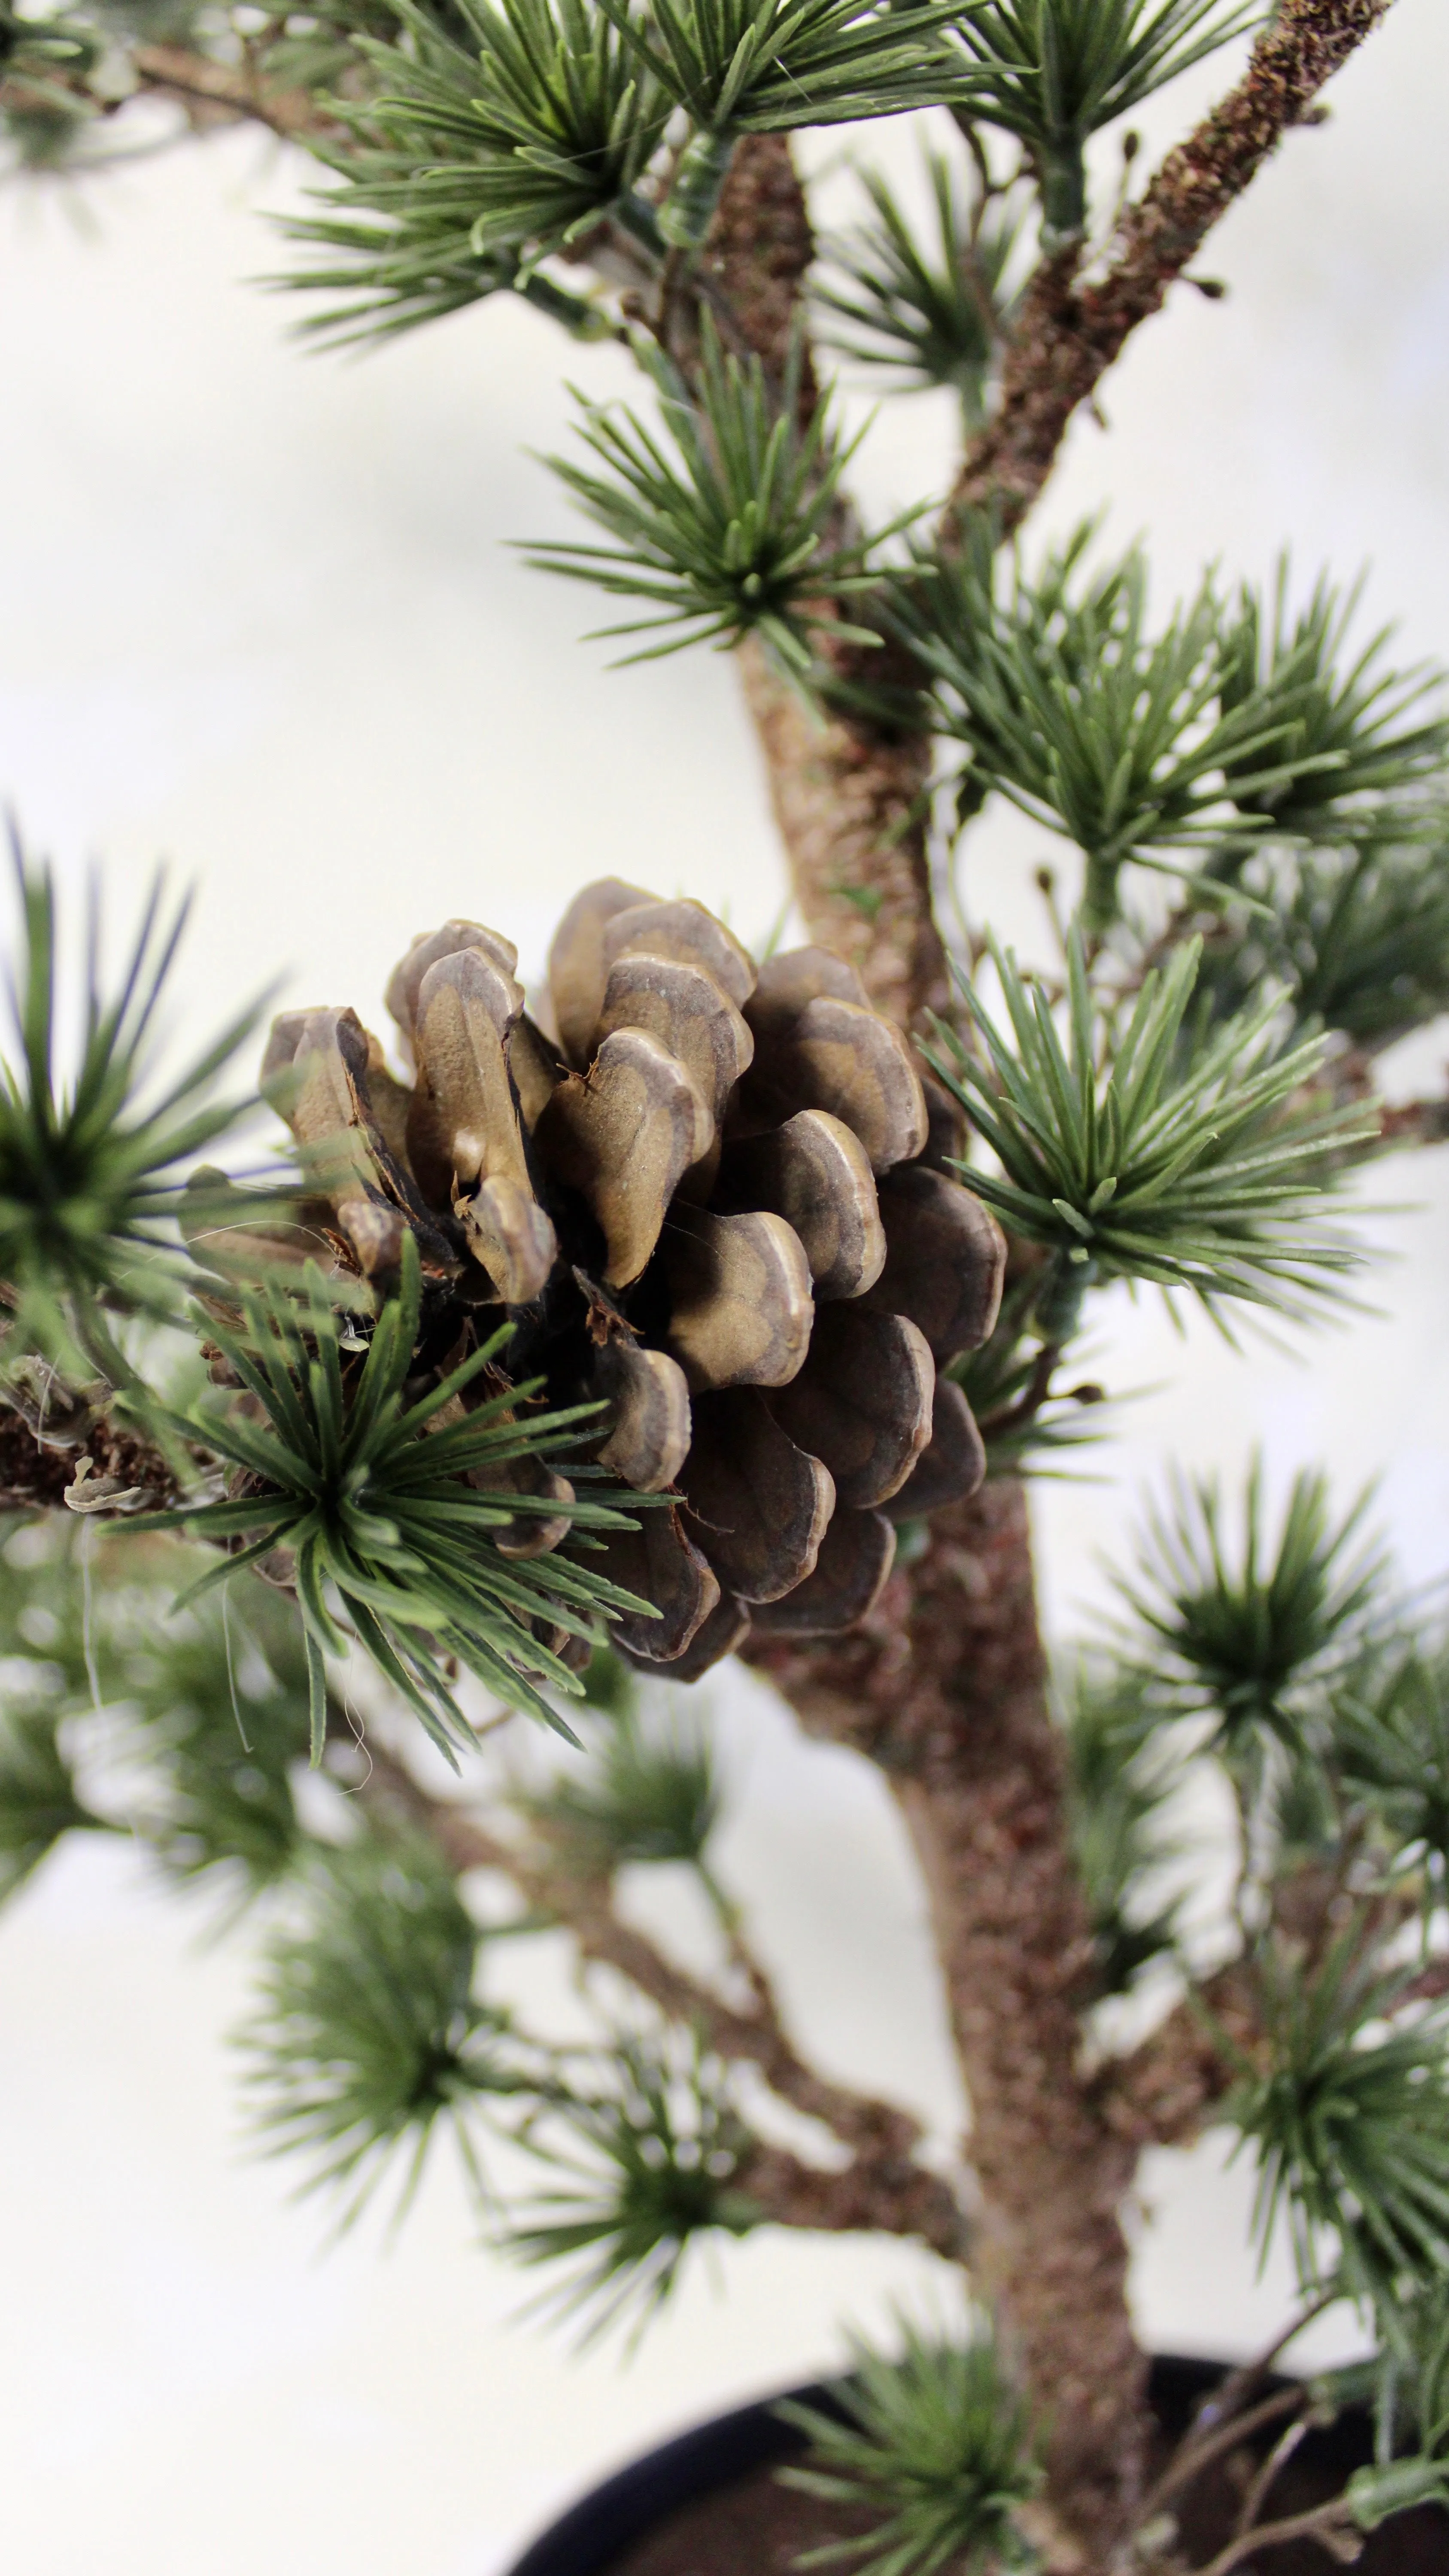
[504,2353,1242,2576]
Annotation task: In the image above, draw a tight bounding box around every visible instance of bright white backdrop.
[1,6,1448,2570]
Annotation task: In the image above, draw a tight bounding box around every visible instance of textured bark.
[738,636,949,1029]
[702,138,949,1031]
[0,1402,184,1515]
[745,1483,1151,2562]
[1095,1965,1265,2152]
[702,133,820,401]
[364,1745,967,2262]
[950,0,1396,532]
[130,43,341,142]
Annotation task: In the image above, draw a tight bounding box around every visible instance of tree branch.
[1094,1963,1264,2149]
[129,43,344,146]
[747,1479,1154,2561]
[361,1741,966,2259]
[949,0,1396,532]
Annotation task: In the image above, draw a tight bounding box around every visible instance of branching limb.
[1094,1964,1264,2149]
[129,43,345,145]
[361,1741,966,2257]
[950,0,1396,533]
[0,1394,185,1515]
[1194,2495,1360,2574]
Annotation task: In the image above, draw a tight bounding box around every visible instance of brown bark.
[0,1402,184,1516]
[1095,1965,1264,2151]
[745,1483,1151,2562]
[738,636,948,1029]
[363,1745,966,2261]
[950,0,1396,532]
[699,138,948,1031]
[130,43,343,144]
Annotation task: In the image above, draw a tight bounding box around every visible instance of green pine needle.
[816,151,1023,420]
[0,1696,101,1903]
[0,841,261,1376]
[127,1230,659,1764]
[1193,832,1449,1054]
[1059,1655,1184,1997]
[1117,1461,1389,1750]
[505,2032,758,2340]
[957,0,1258,236]
[1216,562,1449,846]
[1230,1938,1449,2310]
[927,930,1375,1326]
[239,1824,521,2221]
[893,530,1356,928]
[526,1704,719,1870]
[949,1273,1117,1467]
[1334,1640,1449,1899]
[594,0,980,147]
[775,2315,1041,2576]
[528,316,898,670]
[279,0,668,346]
[121,1573,321,1902]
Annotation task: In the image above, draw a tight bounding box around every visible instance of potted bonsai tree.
[3,0,1449,2567]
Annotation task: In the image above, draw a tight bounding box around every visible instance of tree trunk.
[719,128,1151,2565]
[745,1484,1150,2562]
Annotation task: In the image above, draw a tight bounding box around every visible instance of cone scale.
[255,883,1006,1677]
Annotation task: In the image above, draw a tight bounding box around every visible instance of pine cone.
[254,881,1005,1680]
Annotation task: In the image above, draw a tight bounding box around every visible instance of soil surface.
[605,2379,1449,2576]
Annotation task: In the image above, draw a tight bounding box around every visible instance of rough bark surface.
[746,1482,1151,2561]
[0,1403,184,1515]
[738,635,949,1030]
[951,0,1396,531]
[706,139,945,1030]
[364,1746,968,2261]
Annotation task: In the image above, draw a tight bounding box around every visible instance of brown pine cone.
[249,881,1005,1681]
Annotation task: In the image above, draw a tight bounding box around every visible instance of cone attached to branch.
[257,883,1006,1677]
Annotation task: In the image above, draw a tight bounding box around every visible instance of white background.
[1,5,1449,2569]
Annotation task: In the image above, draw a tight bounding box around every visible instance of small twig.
[1140,2385,1307,2523]
[948,0,1396,535]
[129,42,344,145]
[1233,2412,1314,2540]
[359,1740,967,2257]
[1194,2494,1360,2575]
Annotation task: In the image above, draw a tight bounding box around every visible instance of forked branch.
[951,0,1397,531]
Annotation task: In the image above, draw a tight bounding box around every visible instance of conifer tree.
[4,3,1449,2570]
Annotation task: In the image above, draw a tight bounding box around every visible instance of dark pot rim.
[504,2353,1261,2576]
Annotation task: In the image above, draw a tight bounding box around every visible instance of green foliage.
[0,0,95,66]
[282,0,667,345]
[927,932,1371,1332]
[956,0,1258,237]
[1118,1462,1387,1753]
[507,2033,758,2336]
[0,1698,100,1902]
[1216,564,1449,847]
[527,1705,719,1870]
[240,1824,520,2217]
[529,319,893,669]
[133,1232,656,1762]
[1334,1641,1449,1899]
[1230,1939,1449,2309]
[815,151,1021,420]
[0,849,259,1376]
[949,1275,1115,1471]
[775,2315,1041,2576]
[1059,1656,1182,1996]
[1193,832,1449,1055]
[121,1575,320,1900]
[590,0,978,244]
[894,532,1348,929]
[1345,2283,1449,2527]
